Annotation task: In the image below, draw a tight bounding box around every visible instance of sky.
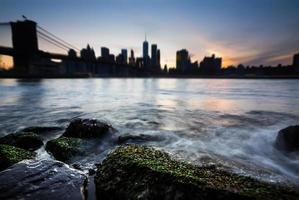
[0,0,299,68]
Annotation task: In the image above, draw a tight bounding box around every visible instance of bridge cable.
[37,25,80,51]
[38,34,69,51]
[37,30,73,51]
[38,33,69,51]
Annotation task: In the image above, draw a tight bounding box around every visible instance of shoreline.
[1,119,299,199]
[1,75,299,79]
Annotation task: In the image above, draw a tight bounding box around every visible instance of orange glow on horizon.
[222,58,235,68]
[0,55,13,70]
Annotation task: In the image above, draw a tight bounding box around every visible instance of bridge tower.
[10,20,38,73]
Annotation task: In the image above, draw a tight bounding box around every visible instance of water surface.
[1,78,299,185]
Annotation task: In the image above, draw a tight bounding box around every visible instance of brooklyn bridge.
[0,19,161,77]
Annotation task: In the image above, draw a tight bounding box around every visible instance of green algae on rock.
[0,132,43,151]
[45,137,86,162]
[95,144,299,200]
[0,144,35,171]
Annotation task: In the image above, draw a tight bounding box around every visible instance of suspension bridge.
[0,19,161,77]
[0,19,84,73]
[0,19,80,65]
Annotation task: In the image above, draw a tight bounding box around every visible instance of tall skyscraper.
[129,49,135,66]
[151,44,157,66]
[294,53,299,73]
[143,35,149,66]
[121,49,128,64]
[157,49,161,67]
[293,53,299,67]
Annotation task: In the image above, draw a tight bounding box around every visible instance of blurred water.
[0,78,299,185]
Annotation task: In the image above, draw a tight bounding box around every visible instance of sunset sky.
[0,0,299,68]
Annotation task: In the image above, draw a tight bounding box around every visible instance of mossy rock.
[95,145,299,200]
[0,132,43,151]
[0,144,35,171]
[63,118,113,138]
[45,137,86,162]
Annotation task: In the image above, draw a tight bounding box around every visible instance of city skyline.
[1,0,299,68]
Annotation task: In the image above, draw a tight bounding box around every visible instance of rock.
[275,125,299,152]
[0,144,35,171]
[0,159,87,200]
[46,137,86,162]
[72,163,83,170]
[118,133,165,144]
[22,126,63,134]
[0,132,43,151]
[88,168,96,176]
[63,118,113,138]
[95,144,299,200]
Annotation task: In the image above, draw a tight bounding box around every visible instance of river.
[0,78,299,186]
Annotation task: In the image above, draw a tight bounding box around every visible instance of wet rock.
[275,125,299,152]
[118,133,164,144]
[22,126,63,134]
[0,159,87,200]
[46,137,86,162]
[0,144,35,171]
[73,163,83,170]
[63,118,113,138]
[95,144,299,200]
[0,132,43,151]
[88,168,96,176]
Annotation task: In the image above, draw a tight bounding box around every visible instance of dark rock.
[63,118,113,138]
[0,132,43,151]
[0,144,35,171]
[95,144,299,200]
[0,159,87,200]
[275,125,299,152]
[46,137,86,163]
[22,126,63,134]
[88,168,96,176]
[118,133,165,144]
[73,163,83,170]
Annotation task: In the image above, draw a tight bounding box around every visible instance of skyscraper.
[293,53,299,67]
[121,49,128,64]
[129,49,135,66]
[101,47,110,58]
[100,47,114,63]
[80,44,96,73]
[157,49,161,68]
[80,44,96,61]
[143,35,149,66]
[151,44,157,66]
[294,53,299,72]
[176,49,190,72]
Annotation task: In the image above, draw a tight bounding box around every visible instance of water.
[1,78,299,186]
